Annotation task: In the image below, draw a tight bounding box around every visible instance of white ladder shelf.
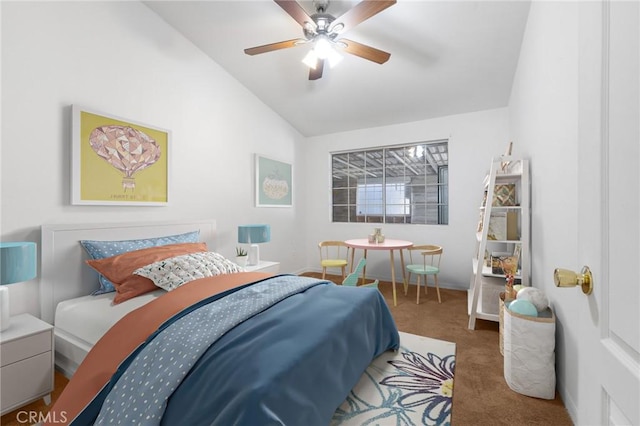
[468,156,530,330]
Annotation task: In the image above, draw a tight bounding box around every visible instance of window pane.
[333,206,349,222]
[331,140,448,225]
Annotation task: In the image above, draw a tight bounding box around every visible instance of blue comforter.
[87,275,399,425]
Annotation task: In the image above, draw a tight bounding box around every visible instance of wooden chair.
[318,241,350,280]
[405,245,443,304]
[342,258,379,289]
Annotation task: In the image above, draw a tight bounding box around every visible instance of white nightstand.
[244,260,280,274]
[0,313,54,415]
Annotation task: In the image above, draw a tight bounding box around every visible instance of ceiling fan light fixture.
[314,36,333,59]
[245,0,396,80]
[302,50,319,69]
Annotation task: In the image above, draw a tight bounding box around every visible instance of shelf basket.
[498,292,515,356]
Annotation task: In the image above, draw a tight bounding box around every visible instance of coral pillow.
[86,242,208,304]
[80,230,201,294]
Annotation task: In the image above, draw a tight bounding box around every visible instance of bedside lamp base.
[0,286,10,331]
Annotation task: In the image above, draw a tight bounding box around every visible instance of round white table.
[344,239,413,306]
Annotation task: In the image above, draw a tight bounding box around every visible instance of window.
[331,140,448,225]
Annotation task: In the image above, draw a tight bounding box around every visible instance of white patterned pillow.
[134,252,244,291]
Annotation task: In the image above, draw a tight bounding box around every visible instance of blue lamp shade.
[0,242,37,331]
[237,225,270,266]
[237,225,271,244]
[1,242,37,285]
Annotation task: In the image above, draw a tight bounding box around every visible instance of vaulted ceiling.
[145,1,531,137]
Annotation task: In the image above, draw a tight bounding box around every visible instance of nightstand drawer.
[0,351,53,413]
[0,330,51,367]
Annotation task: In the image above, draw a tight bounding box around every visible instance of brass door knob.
[554,266,593,295]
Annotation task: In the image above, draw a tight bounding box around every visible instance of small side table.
[244,260,280,274]
[0,313,54,415]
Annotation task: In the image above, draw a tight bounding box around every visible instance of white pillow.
[134,251,244,291]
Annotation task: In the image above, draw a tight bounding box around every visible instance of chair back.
[408,244,443,271]
[342,258,379,289]
[318,241,349,263]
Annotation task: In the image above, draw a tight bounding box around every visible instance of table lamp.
[237,225,270,266]
[0,242,37,331]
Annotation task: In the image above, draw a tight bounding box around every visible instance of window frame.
[330,139,449,225]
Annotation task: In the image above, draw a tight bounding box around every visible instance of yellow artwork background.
[80,111,168,203]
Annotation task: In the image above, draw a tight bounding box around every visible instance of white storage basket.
[503,305,556,399]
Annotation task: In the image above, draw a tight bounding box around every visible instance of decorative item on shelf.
[492,184,517,206]
[476,210,484,233]
[238,224,271,266]
[235,247,248,268]
[487,212,507,240]
[506,211,519,240]
[499,141,513,173]
[513,244,522,264]
[0,242,37,331]
[491,252,516,274]
[502,257,518,299]
[505,272,517,300]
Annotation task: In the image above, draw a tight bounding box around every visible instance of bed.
[40,220,400,425]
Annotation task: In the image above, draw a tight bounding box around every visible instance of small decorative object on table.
[373,227,385,243]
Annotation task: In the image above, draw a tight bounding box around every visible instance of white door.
[578,1,640,424]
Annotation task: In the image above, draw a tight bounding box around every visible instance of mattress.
[54,289,165,347]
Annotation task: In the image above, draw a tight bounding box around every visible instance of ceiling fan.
[244,0,396,80]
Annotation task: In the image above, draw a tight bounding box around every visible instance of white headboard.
[40,219,216,324]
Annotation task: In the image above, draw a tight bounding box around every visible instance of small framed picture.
[255,154,292,207]
[72,105,170,206]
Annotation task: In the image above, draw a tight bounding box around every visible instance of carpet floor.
[1,273,573,425]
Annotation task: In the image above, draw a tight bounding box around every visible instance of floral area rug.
[332,332,456,426]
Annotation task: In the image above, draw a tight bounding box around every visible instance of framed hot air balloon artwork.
[71,105,170,206]
[255,154,293,207]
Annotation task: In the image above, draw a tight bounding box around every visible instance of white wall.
[303,108,510,289]
[508,1,580,421]
[0,2,511,320]
[0,1,307,317]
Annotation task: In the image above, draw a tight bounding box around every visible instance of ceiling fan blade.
[339,39,391,64]
[309,59,325,80]
[244,39,305,56]
[332,0,396,34]
[274,0,317,31]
